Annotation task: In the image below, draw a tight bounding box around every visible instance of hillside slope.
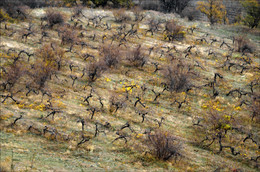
[0,7,259,171]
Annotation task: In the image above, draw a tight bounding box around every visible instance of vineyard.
[0,5,259,171]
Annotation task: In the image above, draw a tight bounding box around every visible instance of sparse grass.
[0,6,259,172]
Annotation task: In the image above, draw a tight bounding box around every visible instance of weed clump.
[145,129,182,161]
[59,27,77,45]
[126,44,147,67]
[29,60,55,90]
[101,44,122,68]
[86,61,106,82]
[28,44,65,90]
[234,35,253,53]
[113,8,131,23]
[1,63,24,91]
[193,107,242,155]
[36,44,65,70]
[164,20,185,41]
[162,60,191,92]
[45,9,64,28]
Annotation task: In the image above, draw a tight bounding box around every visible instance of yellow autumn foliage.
[197,0,228,25]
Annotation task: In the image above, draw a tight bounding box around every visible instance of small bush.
[45,9,64,28]
[146,129,182,161]
[203,110,234,134]
[126,44,147,67]
[29,60,55,90]
[164,20,185,41]
[113,8,131,22]
[28,44,62,90]
[29,44,65,90]
[100,44,122,68]
[194,107,240,153]
[234,35,253,53]
[59,27,77,45]
[162,60,191,92]
[86,61,106,82]
[1,63,24,91]
[36,44,65,68]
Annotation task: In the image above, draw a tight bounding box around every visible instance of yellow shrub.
[197,0,227,25]
[0,9,15,23]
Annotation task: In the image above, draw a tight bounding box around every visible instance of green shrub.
[241,0,260,28]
